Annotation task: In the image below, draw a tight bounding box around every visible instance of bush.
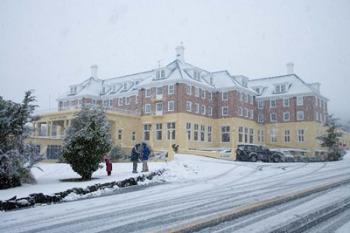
[62,106,112,180]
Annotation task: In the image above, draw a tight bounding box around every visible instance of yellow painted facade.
[28,110,349,160]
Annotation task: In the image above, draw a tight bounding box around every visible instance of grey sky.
[1,0,349,120]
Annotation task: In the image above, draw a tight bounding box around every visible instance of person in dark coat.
[105,158,112,176]
[131,144,141,173]
[141,142,150,172]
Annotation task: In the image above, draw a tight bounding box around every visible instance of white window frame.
[222,92,228,101]
[145,89,152,98]
[297,111,304,121]
[186,101,192,112]
[284,129,290,143]
[283,98,290,107]
[186,85,192,96]
[168,101,175,112]
[208,106,213,116]
[201,89,206,99]
[201,105,206,115]
[297,129,305,143]
[258,99,264,109]
[168,84,175,95]
[238,107,243,116]
[144,104,151,114]
[283,112,290,122]
[195,87,200,97]
[270,112,277,122]
[222,106,228,116]
[297,96,304,106]
[221,125,230,142]
[195,103,200,114]
[270,99,276,108]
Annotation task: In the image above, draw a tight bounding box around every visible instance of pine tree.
[0,91,39,189]
[318,115,345,161]
[62,105,112,180]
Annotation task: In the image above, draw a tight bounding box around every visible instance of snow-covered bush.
[0,91,39,189]
[318,115,345,161]
[62,105,112,180]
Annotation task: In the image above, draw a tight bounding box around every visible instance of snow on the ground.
[0,154,242,200]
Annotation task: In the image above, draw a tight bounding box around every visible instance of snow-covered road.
[1,153,350,233]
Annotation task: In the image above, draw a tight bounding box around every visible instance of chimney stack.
[91,64,98,78]
[287,62,294,75]
[175,42,185,62]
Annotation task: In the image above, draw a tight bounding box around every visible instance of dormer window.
[102,87,106,94]
[156,70,166,80]
[70,86,77,94]
[193,70,200,81]
[123,83,128,90]
[274,83,288,94]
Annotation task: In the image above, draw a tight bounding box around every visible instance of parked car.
[219,149,232,157]
[236,144,284,162]
[270,148,296,162]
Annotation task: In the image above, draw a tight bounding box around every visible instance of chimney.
[286,62,294,75]
[175,42,185,62]
[91,65,98,78]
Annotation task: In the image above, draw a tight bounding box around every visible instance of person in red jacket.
[105,158,112,176]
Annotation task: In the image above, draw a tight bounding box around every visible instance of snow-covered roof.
[57,46,325,101]
[248,74,327,99]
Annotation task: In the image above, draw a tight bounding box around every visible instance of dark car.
[236,144,283,162]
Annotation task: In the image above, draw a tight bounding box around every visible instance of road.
[1,154,350,233]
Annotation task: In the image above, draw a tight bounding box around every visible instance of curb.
[155,178,350,233]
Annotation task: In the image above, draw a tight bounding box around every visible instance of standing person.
[131,144,140,173]
[141,142,150,172]
[105,158,112,176]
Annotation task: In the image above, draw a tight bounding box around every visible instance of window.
[297,96,304,106]
[193,70,200,80]
[283,98,290,107]
[207,126,212,142]
[186,85,192,95]
[238,107,243,116]
[270,99,276,108]
[132,132,136,141]
[244,128,249,143]
[161,70,165,78]
[221,126,230,142]
[222,92,228,101]
[146,89,152,97]
[144,104,151,114]
[244,108,249,118]
[250,109,254,119]
[270,113,277,122]
[167,122,176,140]
[258,129,264,143]
[117,129,122,140]
[201,89,206,99]
[271,128,277,143]
[194,124,199,141]
[195,87,200,97]
[200,125,205,141]
[208,92,213,101]
[297,129,305,143]
[195,103,200,113]
[186,123,191,140]
[238,127,243,143]
[168,85,175,95]
[275,84,287,94]
[258,114,264,123]
[168,101,175,112]
[239,92,244,101]
[143,124,151,141]
[156,123,162,140]
[249,128,254,143]
[156,102,163,113]
[186,101,192,112]
[283,112,290,121]
[156,87,163,95]
[125,97,130,105]
[258,100,264,109]
[201,105,206,115]
[222,106,228,116]
[118,98,123,106]
[208,107,213,116]
[70,86,77,94]
[315,111,320,121]
[123,83,128,90]
[249,95,253,104]
[284,129,290,143]
[244,93,248,103]
[297,111,304,121]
